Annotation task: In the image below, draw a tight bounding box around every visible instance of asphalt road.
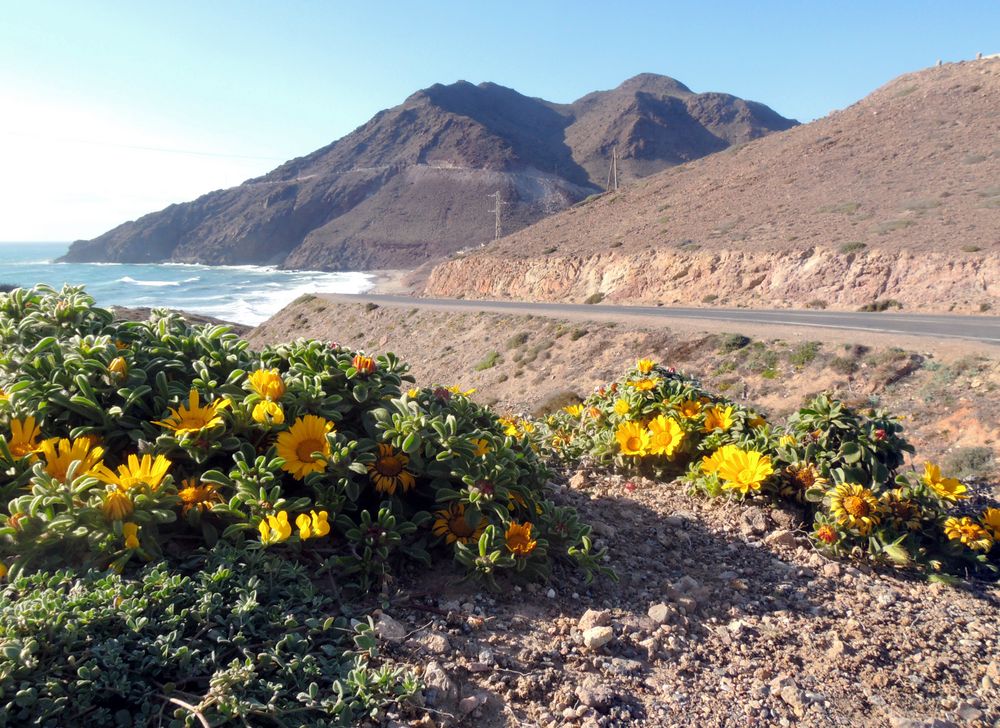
[327,294,1000,345]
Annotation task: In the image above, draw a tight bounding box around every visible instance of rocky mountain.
[425,59,1000,313]
[61,76,796,269]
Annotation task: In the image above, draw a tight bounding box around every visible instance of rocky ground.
[369,466,999,728]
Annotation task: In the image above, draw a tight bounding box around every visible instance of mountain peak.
[616,73,693,96]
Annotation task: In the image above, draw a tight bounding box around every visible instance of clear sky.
[2,0,998,241]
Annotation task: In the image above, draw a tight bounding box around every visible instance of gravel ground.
[371,468,999,728]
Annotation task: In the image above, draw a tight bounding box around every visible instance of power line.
[487,190,508,240]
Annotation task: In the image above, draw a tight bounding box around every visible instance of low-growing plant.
[789,341,822,368]
[474,351,501,371]
[838,242,867,254]
[859,299,904,312]
[583,292,605,305]
[942,446,995,481]
[806,299,828,310]
[717,333,751,353]
[0,545,418,725]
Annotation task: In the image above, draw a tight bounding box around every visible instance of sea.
[0,242,374,325]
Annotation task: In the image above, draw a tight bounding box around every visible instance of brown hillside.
[425,60,1000,313]
[61,76,793,271]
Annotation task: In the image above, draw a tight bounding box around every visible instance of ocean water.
[0,242,373,325]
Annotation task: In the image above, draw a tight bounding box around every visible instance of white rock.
[582,625,614,650]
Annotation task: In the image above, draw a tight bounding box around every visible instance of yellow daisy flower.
[943,517,993,552]
[102,490,134,521]
[628,378,660,392]
[505,521,537,557]
[447,385,476,396]
[248,369,286,401]
[636,358,656,374]
[677,399,702,418]
[717,448,774,495]
[5,416,42,459]
[646,415,684,458]
[471,439,491,456]
[94,453,172,491]
[615,421,650,457]
[108,356,128,380]
[921,462,967,502]
[367,443,416,495]
[613,399,631,417]
[178,479,223,515]
[275,415,334,479]
[563,404,584,417]
[352,354,376,375]
[814,523,838,545]
[38,437,105,480]
[153,389,230,438]
[431,502,487,545]
[779,434,797,447]
[829,483,881,535]
[700,444,740,475]
[703,405,734,433]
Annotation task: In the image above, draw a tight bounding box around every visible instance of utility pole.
[606,146,619,192]
[487,190,507,240]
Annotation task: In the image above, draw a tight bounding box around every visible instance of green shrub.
[717,334,751,353]
[0,286,607,588]
[942,446,995,480]
[789,341,822,368]
[506,332,530,349]
[838,242,867,254]
[859,299,904,312]
[961,245,982,253]
[583,292,605,305]
[702,294,719,303]
[569,328,588,341]
[806,299,828,309]
[474,351,501,371]
[0,545,417,726]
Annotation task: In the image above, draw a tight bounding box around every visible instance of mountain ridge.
[61,74,796,269]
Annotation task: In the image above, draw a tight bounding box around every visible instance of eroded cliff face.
[424,248,1000,313]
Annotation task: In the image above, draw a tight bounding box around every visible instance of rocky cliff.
[61,75,796,269]
[424,59,1000,312]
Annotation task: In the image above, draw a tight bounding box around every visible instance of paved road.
[327,294,1000,345]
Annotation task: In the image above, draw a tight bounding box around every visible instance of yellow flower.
[499,417,519,437]
[252,400,285,425]
[677,399,702,418]
[102,490,134,521]
[779,434,797,447]
[636,358,655,374]
[814,524,838,545]
[0,386,8,402]
[628,378,660,392]
[472,439,491,456]
[943,517,993,552]
[829,483,881,535]
[38,437,105,480]
[352,354,376,375]
[700,444,741,475]
[563,404,584,417]
[259,511,292,544]
[447,385,476,396]
[505,521,537,557]
[248,369,286,400]
[122,522,140,549]
[0,562,6,579]
[717,448,774,495]
[613,399,631,417]
[784,463,827,493]
[432,502,487,544]
[296,510,331,540]
[921,462,967,502]
[407,387,420,398]
[749,415,766,428]
[519,420,535,435]
[108,356,128,380]
[587,406,601,419]
[615,421,650,457]
[276,415,334,479]
[178,479,223,515]
[367,443,416,495]
[646,415,684,458]
[5,416,42,459]
[981,508,1000,540]
[95,454,172,491]
[703,405,734,432]
[153,389,230,437]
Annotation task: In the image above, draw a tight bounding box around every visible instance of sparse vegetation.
[859,299,904,312]
[789,341,822,368]
[806,299,828,309]
[364,301,379,311]
[819,202,861,215]
[584,292,605,305]
[839,241,867,254]
[961,245,983,252]
[569,327,588,341]
[474,350,501,370]
[506,331,530,349]
[702,294,719,304]
[717,333,751,353]
[874,219,916,235]
[942,446,995,481]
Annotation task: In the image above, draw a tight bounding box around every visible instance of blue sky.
[2,0,998,240]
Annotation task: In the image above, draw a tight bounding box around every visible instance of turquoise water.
[0,242,373,325]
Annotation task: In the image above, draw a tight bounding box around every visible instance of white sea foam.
[118,276,181,287]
